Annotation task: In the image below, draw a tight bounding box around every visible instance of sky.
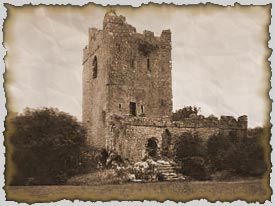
[4,4,271,127]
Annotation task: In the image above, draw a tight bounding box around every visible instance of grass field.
[6,179,270,203]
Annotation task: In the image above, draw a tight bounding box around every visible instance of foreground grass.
[6,179,270,203]
[67,169,129,185]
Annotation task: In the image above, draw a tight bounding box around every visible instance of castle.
[82,11,248,162]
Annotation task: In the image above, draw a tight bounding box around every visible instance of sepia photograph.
[2,2,272,204]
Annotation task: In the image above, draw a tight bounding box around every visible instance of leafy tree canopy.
[172,106,201,121]
[9,107,87,185]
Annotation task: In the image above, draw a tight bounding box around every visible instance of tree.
[174,132,202,160]
[9,107,87,185]
[174,132,208,180]
[207,131,267,176]
[172,106,201,121]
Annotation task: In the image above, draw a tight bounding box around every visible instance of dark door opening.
[129,102,137,116]
[146,138,158,157]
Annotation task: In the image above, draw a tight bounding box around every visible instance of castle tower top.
[103,9,126,28]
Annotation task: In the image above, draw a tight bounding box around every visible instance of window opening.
[92,56,98,79]
[146,137,158,157]
[147,58,150,70]
[129,102,137,116]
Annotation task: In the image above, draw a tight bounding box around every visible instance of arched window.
[92,56,98,79]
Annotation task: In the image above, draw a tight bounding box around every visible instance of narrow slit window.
[141,105,144,114]
[92,56,98,79]
[147,58,150,70]
[119,104,122,110]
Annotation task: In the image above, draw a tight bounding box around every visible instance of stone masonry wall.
[108,115,248,162]
[82,27,111,147]
[103,12,173,119]
[83,11,173,147]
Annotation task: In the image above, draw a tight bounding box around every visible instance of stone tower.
[82,11,172,148]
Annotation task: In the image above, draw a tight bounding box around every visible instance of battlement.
[109,114,247,130]
[101,10,170,44]
[161,29,171,41]
[143,30,154,38]
[173,115,248,129]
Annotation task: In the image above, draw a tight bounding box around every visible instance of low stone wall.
[107,114,248,162]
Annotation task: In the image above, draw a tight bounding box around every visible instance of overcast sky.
[5,4,271,127]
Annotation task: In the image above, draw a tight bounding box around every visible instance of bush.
[9,107,87,185]
[172,106,201,121]
[174,132,204,160]
[173,132,208,180]
[207,132,267,177]
[77,146,109,173]
[161,129,172,157]
[179,157,209,181]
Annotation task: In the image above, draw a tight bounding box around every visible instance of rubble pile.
[129,158,186,182]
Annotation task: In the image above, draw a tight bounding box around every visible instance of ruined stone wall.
[108,115,248,162]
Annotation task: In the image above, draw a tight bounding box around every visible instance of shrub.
[174,132,204,160]
[77,146,109,173]
[172,106,201,121]
[207,132,267,176]
[9,107,87,185]
[161,129,172,157]
[173,132,208,180]
[179,157,209,181]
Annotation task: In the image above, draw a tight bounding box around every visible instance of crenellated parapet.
[109,114,247,130]
[172,115,247,130]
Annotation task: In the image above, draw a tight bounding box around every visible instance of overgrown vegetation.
[7,108,128,185]
[138,40,158,56]
[8,107,268,185]
[9,108,90,185]
[173,130,267,181]
[207,131,267,177]
[173,132,209,180]
[172,106,201,121]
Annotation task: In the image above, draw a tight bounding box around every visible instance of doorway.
[146,137,158,157]
[129,102,137,116]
